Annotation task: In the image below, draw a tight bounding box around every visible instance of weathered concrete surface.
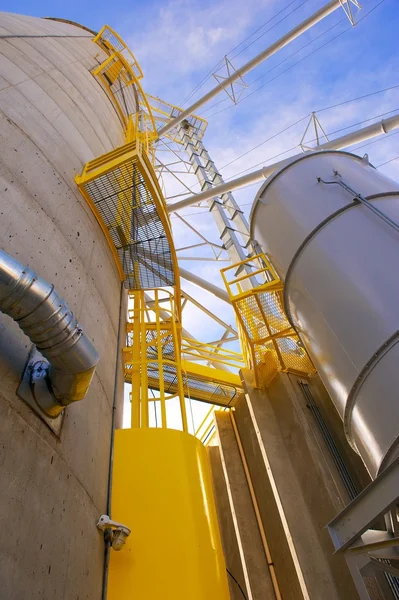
[214,411,276,600]
[208,446,246,600]
[236,370,360,600]
[0,12,126,600]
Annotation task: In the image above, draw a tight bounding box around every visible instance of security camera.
[96,514,131,552]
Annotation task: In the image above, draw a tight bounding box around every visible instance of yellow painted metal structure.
[181,337,244,370]
[146,93,208,144]
[75,26,231,600]
[125,288,187,430]
[124,343,244,407]
[221,254,315,387]
[92,25,157,146]
[75,140,179,293]
[93,25,144,80]
[108,428,230,600]
[195,404,229,445]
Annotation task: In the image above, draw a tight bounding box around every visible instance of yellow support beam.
[181,359,241,388]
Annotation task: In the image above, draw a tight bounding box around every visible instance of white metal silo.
[250,150,399,478]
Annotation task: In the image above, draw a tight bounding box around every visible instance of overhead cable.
[220,86,399,171]
[201,0,385,119]
[180,0,309,107]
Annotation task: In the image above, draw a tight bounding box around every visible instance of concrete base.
[235,370,361,599]
[210,413,276,599]
[208,369,376,599]
[208,446,246,600]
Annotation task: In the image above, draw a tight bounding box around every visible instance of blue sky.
[4,0,398,430]
[5,0,398,191]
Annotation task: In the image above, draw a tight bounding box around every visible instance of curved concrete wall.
[0,13,126,599]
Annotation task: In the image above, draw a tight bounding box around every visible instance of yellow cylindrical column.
[108,428,230,600]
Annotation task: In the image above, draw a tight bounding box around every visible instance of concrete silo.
[0,13,126,599]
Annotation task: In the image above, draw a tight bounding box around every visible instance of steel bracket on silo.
[17,346,64,436]
[328,456,399,599]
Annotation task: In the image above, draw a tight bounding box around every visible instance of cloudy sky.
[5,0,399,430]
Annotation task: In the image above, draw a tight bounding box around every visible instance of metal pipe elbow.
[0,249,99,417]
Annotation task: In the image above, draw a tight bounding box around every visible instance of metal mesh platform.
[124,361,241,407]
[75,141,177,289]
[125,323,242,407]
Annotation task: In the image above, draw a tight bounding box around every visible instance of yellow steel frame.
[221,254,315,388]
[180,360,241,388]
[181,337,245,370]
[83,25,231,600]
[194,405,229,446]
[146,94,208,144]
[83,24,246,430]
[93,25,144,80]
[91,52,157,142]
[92,25,157,155]
[75,140,180,300]
[125,288,187,431]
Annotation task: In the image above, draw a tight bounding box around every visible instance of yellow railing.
[181,337,245,370]
[93,25,144,80]
[75,140,180,299]
[124,288,187,431]
[194,405,229,446]
[84,25,243,432]
[92,26,157,151]
[146,94,208,144]
[221,254,315,388]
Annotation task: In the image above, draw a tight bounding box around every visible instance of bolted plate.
[17,346,64,436]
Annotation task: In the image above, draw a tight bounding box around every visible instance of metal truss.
[213,56,248,105]
[300,112,329,151]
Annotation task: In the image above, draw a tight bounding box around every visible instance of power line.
[377,155,399,167]
[180,58,225,108]
[219,115,309,171]
[169,109,399,221]
[166,107,399,205]
[316,83,399,114]
[230,0,309,61]
[226,108,399,180]
[198,15,347,117]
[202,0,385,119]
[171,132,399,220]
[219,84,399,172]
[226,0,301,60]
[180,0,309,108]
[173,136,399,220]
[165,2,390,212]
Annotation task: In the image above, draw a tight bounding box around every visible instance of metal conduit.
[0,249,99,417]
[298,382,358,501]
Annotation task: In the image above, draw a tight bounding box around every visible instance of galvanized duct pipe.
[0,249,99,417]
